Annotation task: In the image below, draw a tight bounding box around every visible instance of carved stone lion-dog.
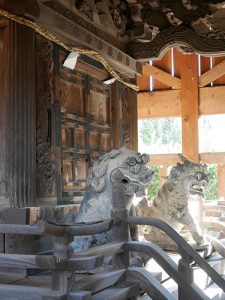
[135,155,209,249]
[73,146,153,251]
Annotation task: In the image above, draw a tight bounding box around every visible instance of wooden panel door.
[57,50,112,203]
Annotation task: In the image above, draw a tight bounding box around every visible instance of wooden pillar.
[180,53,199,162]
[159,166,167,187]
[111,82,138,151]
[111,82,122,149]
[0,19,36,208]
[217,164,225,199]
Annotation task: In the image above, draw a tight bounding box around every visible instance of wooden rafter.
[142,65,181,89]
[199,58,225,87]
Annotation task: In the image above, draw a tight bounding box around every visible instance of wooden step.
[91,282,140,300]
[193,255,225,290]
[203,275,225,300]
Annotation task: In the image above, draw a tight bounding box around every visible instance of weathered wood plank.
[75,242,124,257]
[180,53,199,162]
[68,255,104,271]
[199,58,225,87]
[0,254,55,269]
[127,267,174,300]
[0,208,28,224]
[28,205,80,224]
[68,291,91,300]
[0,284,50,300]
[137,90,181,119]
[91,282,140,300]
[142,64,181,89]
[71,270,126,293]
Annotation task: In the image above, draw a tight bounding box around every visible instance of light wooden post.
[180,53,199,162]
[159,166,167,187]
[180,53,203,235]
[217,164,225,199]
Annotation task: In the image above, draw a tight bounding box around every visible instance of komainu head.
[167,154,209,197]
[87,146,153,198]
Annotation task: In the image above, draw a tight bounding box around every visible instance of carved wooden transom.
[42,0,225,59]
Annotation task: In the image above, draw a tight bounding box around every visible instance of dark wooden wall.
[36,38,138,205]
[0,18,36,208]
[0,19,138,208]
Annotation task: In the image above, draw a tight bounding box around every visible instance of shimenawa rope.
[0,8,139,91]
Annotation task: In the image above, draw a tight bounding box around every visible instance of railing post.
[178,248,194,300]
[43,234,73,299]
[111,181,130,268]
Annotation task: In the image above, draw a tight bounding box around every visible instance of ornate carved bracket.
[128,26,225,60]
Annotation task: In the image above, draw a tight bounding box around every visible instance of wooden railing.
[0,183,224,299]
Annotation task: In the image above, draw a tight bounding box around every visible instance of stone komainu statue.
[73,147,153,251]
[135,155,209,249]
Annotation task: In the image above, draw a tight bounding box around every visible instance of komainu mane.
[135,155,209,249]
[73,147,153,251]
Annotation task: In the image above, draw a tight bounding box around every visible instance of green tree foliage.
[147,166,160,201]
[139,119,181,147]
[147,165,218,201]
[204,165,218,200]
[139,118,218,201]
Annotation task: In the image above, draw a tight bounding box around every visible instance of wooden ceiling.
[3,0,225,63]
[39,0,225,60]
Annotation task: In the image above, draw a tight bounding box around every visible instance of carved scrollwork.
[42,0,225,59]
[36,35,55,197]
[128,25,225,60]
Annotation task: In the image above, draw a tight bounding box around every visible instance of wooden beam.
[200,153,225,165]
[137,86,225,119]
[76,59,109,81]
[136,74,149,91]
[145,152,225,166]
[147,154,180,166]
[199,58,225,87]
[142,64,181,89]
[34,3,142,78]
[180,53,199,162]
[137,90,181,119]
[199,86,225,115]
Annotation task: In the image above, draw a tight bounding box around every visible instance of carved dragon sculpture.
[73,146,153,251]
[135,155,209,249]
